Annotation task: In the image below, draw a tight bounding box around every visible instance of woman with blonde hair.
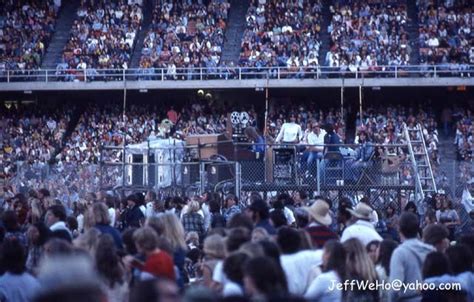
[90,202,123,249]
[200,234,226,290]
[146,213,188,286]
[181,200,205,239]
[73,228,101,255]
[343,238,380,301]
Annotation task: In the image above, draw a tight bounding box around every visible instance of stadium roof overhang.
[0,77,472,92]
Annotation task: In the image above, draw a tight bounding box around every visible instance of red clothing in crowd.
[142,250,175,280]
[167,109,179,124]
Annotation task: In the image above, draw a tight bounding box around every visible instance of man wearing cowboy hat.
[303,199,338,249]
[340,202,382,247]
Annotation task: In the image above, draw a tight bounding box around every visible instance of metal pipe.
[359,85,363,126]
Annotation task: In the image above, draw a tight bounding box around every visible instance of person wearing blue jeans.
[302,122,326,176]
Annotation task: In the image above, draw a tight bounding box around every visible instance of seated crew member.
[275,113,302,144]
[348,131,374,182]
[244,127,265,156]
[301,122,326,176]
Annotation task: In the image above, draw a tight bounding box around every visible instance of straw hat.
[348,203,373,220]
[303,199,332,226]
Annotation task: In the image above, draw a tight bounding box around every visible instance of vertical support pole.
[317,159,321,194]
[235,162,241,201]
[199,162,205,194]
[340,78,344,119]
[122,81,127,187]
[359,85,363,126]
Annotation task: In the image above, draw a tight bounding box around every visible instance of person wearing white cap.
[340,203,382,247]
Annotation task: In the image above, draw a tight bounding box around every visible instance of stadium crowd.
[0,103,72,182]
[59,0,143,75]
[417,0,472,73]
[0,0,59,71]
[240,0,323,74]
[0,185,472,301]
[138,0,230,79]
[0,97,473,301]
[326,0,411,73]
[0,0,471,82]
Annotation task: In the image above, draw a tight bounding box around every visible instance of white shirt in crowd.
[108,207,116,227]
[305,270,342,302]
[276,122,303,143]
[340,219,382,246]
[50,221,72,237]
[280,249,323,296]
[270,206,296,225]
[77,213,84,233]
[212,260,227,286]
[222,281,244,297]
[307,129,327,151]
[144,202,153,218]
[370,209,379,226]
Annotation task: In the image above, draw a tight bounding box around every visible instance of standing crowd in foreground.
[0,187,473,302]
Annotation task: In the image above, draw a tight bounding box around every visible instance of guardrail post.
[355,69,358,79]
[84,68,87,82]
[277,67,280,80]
[7,70,9,83]
[161,68,164,81]
[395,66,398,78]
[239,67,241,80]
[200,68,203,81]
[45,70,48,83]
[235,162,241,200]
[199,162,205,194]
[316,159,321,193]
[433,65,437,77]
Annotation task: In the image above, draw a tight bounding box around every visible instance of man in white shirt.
[45,205,72,240]
[277,227,323,296]
[341,202,382,247]
[275,114,302,144]
[302,122,326,175]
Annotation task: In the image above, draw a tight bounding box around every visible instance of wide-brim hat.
[303,199,332,226]
[347,202,373,220]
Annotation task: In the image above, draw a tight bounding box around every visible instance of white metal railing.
[0,64,472,83]
[404,124,425,202]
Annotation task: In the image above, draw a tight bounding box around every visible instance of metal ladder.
[404,124,437,200]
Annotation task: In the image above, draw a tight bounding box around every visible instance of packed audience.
[354,105,440,189]
[0,0,58,71]
[0,187,472,302]
[240,0,323,74]
[417,0,472,72]
[138,0,230,79]
[266,104,346,143]
[326,0,411,72]
[0,103,72,182]
[451,105,474,196]
[60,0,143,73]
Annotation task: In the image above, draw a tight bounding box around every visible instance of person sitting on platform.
[323,124,341,153]
[275,114,302,145]
[347,131,374,183]
[301,121,326,176]
[320,123,343,182]
[244,127,265,156]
